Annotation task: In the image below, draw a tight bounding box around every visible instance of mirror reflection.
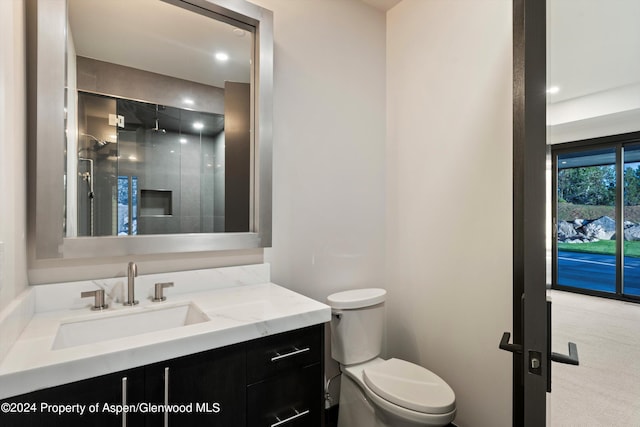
[66,0,254,237]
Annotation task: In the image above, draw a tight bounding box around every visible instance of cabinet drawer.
[247,363,322,427]
[246,324,322,383]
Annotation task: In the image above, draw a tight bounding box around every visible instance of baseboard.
[324,405,457,427]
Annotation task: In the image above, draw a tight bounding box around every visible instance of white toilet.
[327,288,456,427]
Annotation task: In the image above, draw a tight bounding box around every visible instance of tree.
[624,164,640,206]
[558,165,616,206]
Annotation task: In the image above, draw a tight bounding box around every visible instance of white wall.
[0,0,28,312]
[255,0,387,303]
[386,1,513,426]
[251,0,387,403]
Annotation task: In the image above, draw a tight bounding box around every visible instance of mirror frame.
[27,0,273,260]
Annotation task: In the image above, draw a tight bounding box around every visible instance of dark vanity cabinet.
[0,367,147,427]
[144,343,247,427]
[246,324,324,427]
[0,324,323,427]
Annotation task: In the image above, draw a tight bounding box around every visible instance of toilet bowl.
[327,288,456,427]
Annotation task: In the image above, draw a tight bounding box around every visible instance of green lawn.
[558,240,640,258]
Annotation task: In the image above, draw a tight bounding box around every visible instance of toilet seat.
[342,358,456,426]
[363,358,456,414]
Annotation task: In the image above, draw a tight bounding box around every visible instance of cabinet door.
[145,344,246,427]
[246,325,322,384]
[247,363,322,427]
[0,367,145,427]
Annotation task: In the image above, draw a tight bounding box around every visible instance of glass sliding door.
[553,138,640,301]
[623,144,640,297]
[555,148,617,293]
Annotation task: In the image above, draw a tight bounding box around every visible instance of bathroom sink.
[52,302,210,350]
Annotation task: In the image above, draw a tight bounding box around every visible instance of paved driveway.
[557,250,640,296]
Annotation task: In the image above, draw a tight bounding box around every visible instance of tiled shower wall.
[75,56,231,236]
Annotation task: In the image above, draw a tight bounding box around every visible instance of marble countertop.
[0,280,330,400]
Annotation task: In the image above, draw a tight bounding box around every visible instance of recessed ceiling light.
[193,122,204,130]
[215,52,229,61]
[546,86,560,95]
[180,138,187,144]
[183,98,194,105]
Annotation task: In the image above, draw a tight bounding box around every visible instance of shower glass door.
[75,91,226,237]
[76,92,118,236]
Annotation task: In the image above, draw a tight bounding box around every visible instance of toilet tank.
[327,288,386,366]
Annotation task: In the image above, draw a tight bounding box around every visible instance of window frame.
[551,131,640,302]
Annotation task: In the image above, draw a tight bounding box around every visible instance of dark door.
[510,0,549,424]
[505,0,579,425]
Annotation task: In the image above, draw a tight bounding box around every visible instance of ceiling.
[547,0,640,103]
[364,0,640,105]
[68,0,252,89]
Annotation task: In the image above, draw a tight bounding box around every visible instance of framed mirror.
[27,0,273,260]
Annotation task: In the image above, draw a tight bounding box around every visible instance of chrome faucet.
[123,261,139,306]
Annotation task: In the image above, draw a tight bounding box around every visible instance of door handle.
[499,294,525,356]
[500,296,580,393]
[547,299,579,392]
[499,332,523,354]
[547,300,579,366]
[551,342,579,365]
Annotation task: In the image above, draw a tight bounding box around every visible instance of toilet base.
[338,374,452,427]
[338,373,389,427]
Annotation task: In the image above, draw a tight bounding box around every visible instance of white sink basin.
[52,303,210,350]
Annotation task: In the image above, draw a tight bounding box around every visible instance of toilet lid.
[363,358,455,414]
[327,288,386,309]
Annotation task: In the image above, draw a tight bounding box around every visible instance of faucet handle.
[153,282,174,302]
[81,289,109,311]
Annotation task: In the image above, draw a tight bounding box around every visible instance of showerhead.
[150,118,166,134]
[81,133,111,149]
[150,104,167,133]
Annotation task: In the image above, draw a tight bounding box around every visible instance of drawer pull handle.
[164,367,170,427]
[271,347,310,362]
[271,409,310,427]
[121,377,127,427]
